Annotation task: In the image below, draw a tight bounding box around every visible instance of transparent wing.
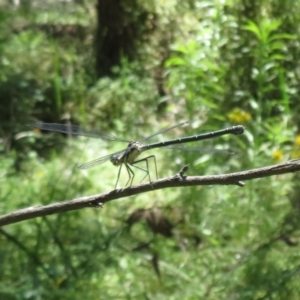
[77,149,127,169]
[140,121,189,142]
[163,145,234,154]
[28,121,191,143]
[27,123,131,143]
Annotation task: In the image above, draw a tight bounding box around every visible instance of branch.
[1,158,300,227]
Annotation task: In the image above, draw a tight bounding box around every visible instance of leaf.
[165,56,186,67]
[270,54,285,61]
[244,20,262,40]
[268,33,295,42]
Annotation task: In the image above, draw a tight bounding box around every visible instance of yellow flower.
[36,171,44,178]
[272,149,283,161]
[291,149,300,159]
[294,135,300,146]
[228,108,251,124]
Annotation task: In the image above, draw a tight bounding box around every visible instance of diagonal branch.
[1,158,300,227]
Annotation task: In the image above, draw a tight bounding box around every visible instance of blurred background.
[1,0,300,299]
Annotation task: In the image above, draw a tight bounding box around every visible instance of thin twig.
[1,158,300,227]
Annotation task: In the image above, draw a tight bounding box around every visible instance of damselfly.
[28,122,244,188]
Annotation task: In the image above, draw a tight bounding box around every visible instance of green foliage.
[1,0,300,299]
[83,60,161,132]
[243,19,294,117]
[166,40,226,119]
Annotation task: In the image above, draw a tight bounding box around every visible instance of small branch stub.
[178,164,189,178]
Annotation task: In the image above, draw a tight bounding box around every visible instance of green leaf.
[165,56,186,67]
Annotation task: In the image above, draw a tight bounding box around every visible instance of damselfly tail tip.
[232,125,245,135]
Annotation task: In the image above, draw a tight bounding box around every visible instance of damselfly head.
[110,154,122,166]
